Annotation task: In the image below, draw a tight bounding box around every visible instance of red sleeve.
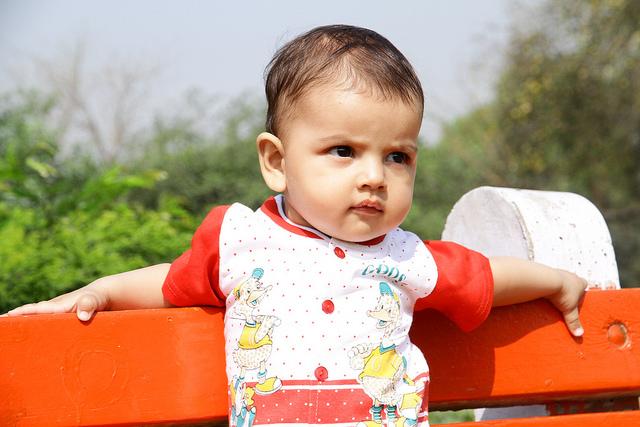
[415,240,494,332]
[162,205,230,307]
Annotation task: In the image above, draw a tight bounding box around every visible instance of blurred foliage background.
[1,0,639,313]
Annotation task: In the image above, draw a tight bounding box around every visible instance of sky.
[0,0,537,141]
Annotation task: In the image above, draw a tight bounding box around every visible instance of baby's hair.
[264,24,424,136]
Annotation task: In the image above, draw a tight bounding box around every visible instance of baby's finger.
[7,300,73,316]
[563,307,584,337]
[5,304,35,316]
[76,294,101,321]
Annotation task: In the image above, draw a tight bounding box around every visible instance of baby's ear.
[256,132,286,192]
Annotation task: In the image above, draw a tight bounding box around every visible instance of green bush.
[429,409,475,424]
[0,90,201,312]
[0,199,195,313]
[128,95,273,214]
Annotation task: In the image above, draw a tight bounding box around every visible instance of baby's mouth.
[352,200,383,214]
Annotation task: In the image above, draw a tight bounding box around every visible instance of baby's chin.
[322,226,391,244]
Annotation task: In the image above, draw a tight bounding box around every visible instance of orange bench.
[2,289,639,426]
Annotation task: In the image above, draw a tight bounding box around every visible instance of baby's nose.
[357,159,385,189]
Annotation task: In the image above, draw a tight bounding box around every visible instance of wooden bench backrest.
[2,289,639,426]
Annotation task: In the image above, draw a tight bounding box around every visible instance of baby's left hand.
[545,270,589,337]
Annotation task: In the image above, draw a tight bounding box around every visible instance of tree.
[128,94,273,215]
[436,0,640,285]
[0,91,194,312]
[8,41,160,164]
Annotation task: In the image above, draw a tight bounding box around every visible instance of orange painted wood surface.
[439,410,640,426]
[415,288,640,410]
[1,289,639,426]
[1,308,228,426]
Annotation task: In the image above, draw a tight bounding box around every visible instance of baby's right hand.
[5,281,109,321]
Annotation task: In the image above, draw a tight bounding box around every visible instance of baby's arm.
[490,257,588,337]
[5,264,173,321]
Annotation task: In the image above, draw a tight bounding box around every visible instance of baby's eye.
[386,152,409,164]
[329,146,354,158]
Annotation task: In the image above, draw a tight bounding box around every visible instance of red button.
[322,299,335,314]
[334,247,345,258]
[314,366,328,381]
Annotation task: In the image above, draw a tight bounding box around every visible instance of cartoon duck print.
[349,282,423,427]
[395,377,425,427]
[230,375,256,427]
[231,268,282,395]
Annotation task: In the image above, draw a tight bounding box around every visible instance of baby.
[7,25,587,427]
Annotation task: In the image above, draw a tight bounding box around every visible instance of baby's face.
[278,85,421,242]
